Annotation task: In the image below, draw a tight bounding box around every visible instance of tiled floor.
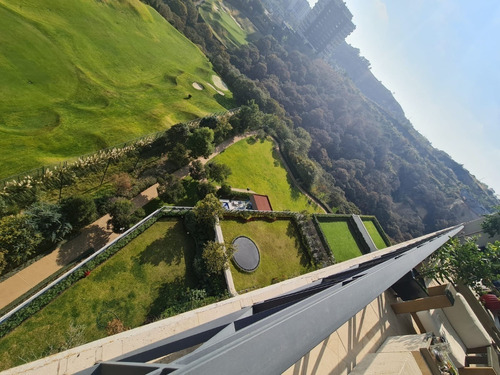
[283,291,415,375]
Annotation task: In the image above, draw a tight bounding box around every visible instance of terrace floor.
[283,291,415,375]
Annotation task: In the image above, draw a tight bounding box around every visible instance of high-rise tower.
[299,0,355,55]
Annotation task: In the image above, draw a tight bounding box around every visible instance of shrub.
[61,196,98,231]
[106,318,127,336]
[111,173,132,197]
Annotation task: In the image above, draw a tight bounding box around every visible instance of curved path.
[0,133,255,310]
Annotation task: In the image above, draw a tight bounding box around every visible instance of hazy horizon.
[307,0,500,197]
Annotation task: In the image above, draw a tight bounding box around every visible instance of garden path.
[0,133,254,310]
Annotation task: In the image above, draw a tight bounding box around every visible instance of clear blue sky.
[307,0,500,197]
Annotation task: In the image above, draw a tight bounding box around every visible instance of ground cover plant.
[0,0,231,179]
[220,219,314,292]
[318,220,363,262]
[0,218,200,370]
[212,138,321,213]
[362,219,388,249]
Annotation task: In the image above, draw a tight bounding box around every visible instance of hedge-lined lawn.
[213,138,321,213]
[0,219,197,371]
[319,221,363,262]
[362,220,388,249]
[221,219,314,292]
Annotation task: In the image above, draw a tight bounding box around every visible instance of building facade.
[299,0,355,55]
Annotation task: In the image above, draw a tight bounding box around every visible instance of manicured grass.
[199,0,257,47]
[318,221,363,262]
[362,220,388,249]
[0,219,197,370]
[213,138,321,213]
[0,0,232,179]
[221,219,314,292]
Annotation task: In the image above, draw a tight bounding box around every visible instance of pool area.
[220,199,252,210]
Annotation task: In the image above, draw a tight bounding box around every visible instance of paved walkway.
[0,133,254,310]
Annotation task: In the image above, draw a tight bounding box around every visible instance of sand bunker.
[212,75,228,91]
[192,82,204,90]
[206,82,225,96]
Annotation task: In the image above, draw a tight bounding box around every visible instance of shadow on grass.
[246,136,257,145]
[135,221,186,266]
[271,148,301,201]
[286,222,312,268]
[214,93,234,109]
[57,224,112,266]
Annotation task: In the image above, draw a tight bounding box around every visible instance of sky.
[307,0,500,197]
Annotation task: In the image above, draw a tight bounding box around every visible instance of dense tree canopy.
[145,0,499,241]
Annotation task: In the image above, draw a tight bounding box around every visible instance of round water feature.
[232,236,260,272]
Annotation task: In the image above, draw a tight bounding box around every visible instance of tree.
[193,193,224,224]
[206,162,232,183]
[108,199,143,233]
[420,237,500,293]
[188,128,214,158]
[189,160,206,181]
[25,202,71,243]
[202,240,236,275]
[0,251,6,274]
[164,123,191,149]
[199,116,218,130]
[217,183,232,198]
[0,214,42,267]
[197,181,217,200]
[214,118,233,144]
[60,196,97,231]
[157,174,185,204]
[168,143,191,169]
[482,206,500,238]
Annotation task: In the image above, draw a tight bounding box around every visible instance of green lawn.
[362,220,388,249]
[0,0,231,179]
[199,0,256,47]
[221,219,313,292]
[318,220,363,262]
[0,219,197,370]
[213,138,321,213]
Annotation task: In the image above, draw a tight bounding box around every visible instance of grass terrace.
[221,219,314,292]
[0,218,199,370]
[362,219,388,249]
[213,138,321,213]
[317,219,363,262]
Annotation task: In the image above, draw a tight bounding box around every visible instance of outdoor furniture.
[481,294,500,314]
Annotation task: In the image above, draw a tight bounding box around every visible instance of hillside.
[0,0,230,178]
[185,1,499,241]
[328,42,406,122]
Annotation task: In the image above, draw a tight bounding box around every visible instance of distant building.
[284,0,310,27]
[260,0,310,28]
[299,0,355,55]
